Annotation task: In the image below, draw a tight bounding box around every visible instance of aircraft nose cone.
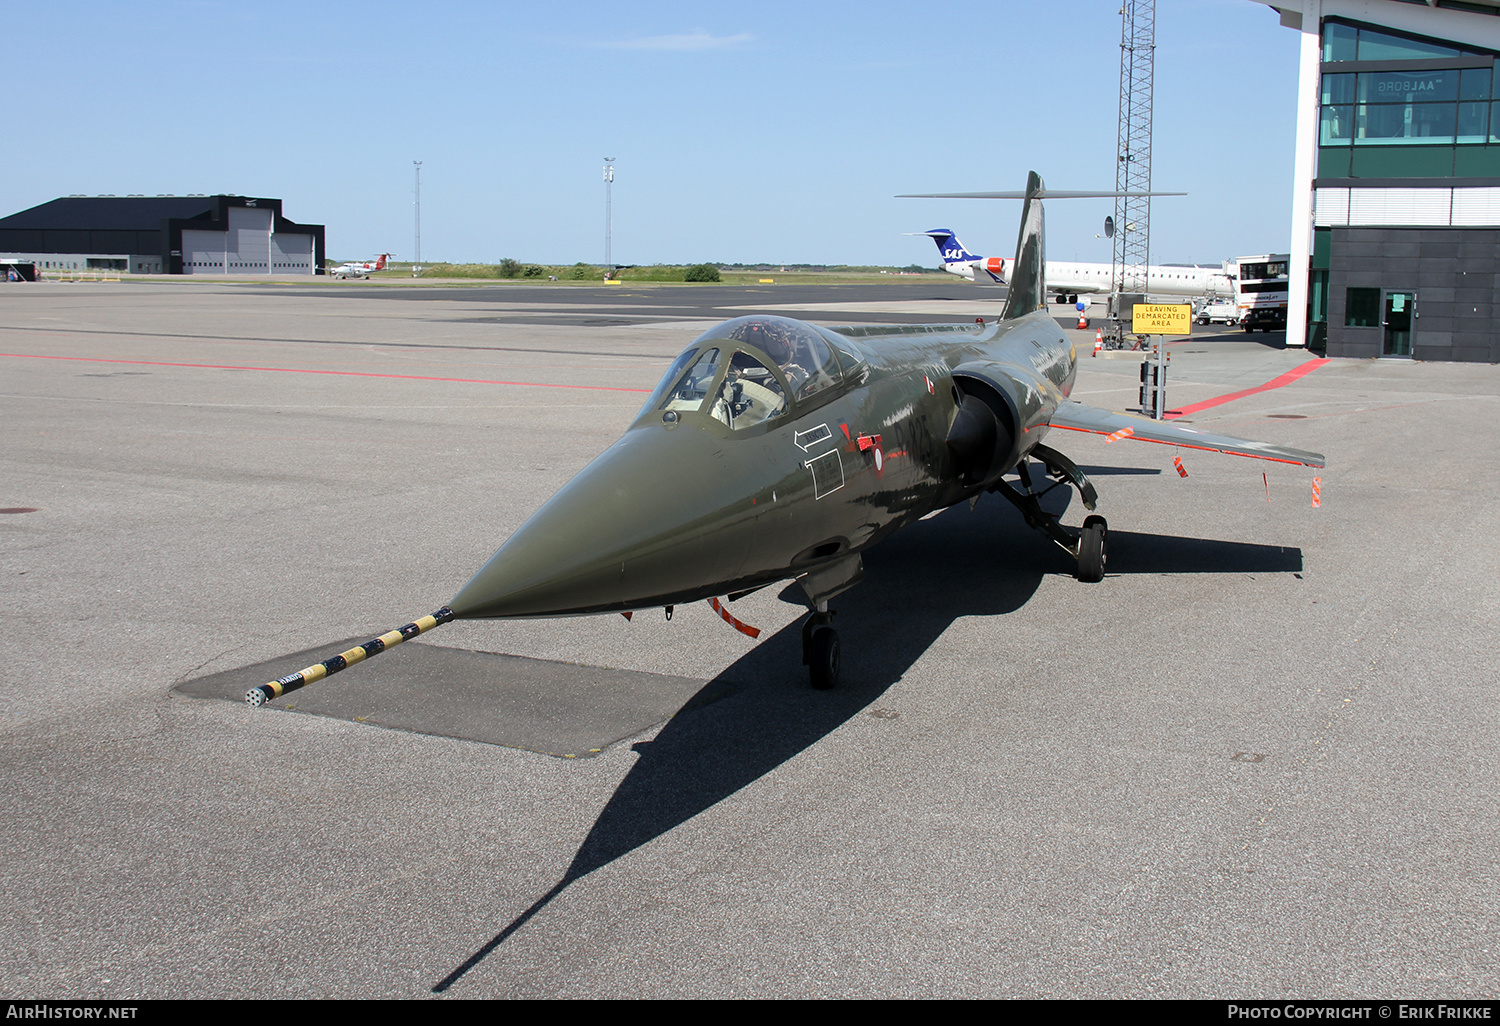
[448,426,760,619]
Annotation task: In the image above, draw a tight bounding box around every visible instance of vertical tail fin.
[375,254,389,270]
[1000,172,1046,320]
[921,229,978,265]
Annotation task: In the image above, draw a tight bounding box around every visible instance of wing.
[1048,401,1325,468]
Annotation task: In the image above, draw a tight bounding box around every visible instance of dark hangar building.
[0,194,325,275]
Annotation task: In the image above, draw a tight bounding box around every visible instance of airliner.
[330,253,391,279]
[916,229,1233,303]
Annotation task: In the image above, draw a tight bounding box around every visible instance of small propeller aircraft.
[330,253,391,279]
[248,172,1323,705]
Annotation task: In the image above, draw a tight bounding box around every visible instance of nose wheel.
[802,608,840,689]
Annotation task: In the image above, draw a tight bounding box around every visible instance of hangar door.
[182,205,309,275]
[271,232,313,274]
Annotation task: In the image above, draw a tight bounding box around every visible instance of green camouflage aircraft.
[248,172,1323,705]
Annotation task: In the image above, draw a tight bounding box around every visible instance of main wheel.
[1076,515,1108,583]
[808,627,841,690]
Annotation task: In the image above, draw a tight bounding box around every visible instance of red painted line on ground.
[1164,358,1326,420]
[0,352,652,393]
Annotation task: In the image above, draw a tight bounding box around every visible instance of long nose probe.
[245,606,456,706]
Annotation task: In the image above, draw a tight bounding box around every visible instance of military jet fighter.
[248,172,1322,705]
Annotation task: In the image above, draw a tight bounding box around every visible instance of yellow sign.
[1132,303,1192,335]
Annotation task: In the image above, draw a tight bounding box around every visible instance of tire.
[808,627,841,690]
[1076,515,1107,583]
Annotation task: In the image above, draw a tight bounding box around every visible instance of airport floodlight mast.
[413,160,423,278]
[1111,0,1155,315]
[603,157,616,278]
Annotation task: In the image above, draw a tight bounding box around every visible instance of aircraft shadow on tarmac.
[432,489,1302,991]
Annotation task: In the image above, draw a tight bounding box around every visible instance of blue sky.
[4,1,1298,267]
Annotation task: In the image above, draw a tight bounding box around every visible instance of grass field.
[354,261,944,286]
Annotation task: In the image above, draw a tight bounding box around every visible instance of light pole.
[413,160,422,278]
[603,157,615,279]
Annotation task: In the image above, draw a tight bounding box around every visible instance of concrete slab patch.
[174,639,714,757]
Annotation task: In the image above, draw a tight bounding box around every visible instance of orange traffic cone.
[1093,329,1103,356]
[1077,313,1088,329]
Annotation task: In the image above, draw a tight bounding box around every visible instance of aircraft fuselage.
[448,311,1075,620]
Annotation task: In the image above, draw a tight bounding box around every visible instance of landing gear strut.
[990,445,1109,582]
[801,603,839,690]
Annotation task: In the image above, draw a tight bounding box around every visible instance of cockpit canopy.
[692,316,843,403]
[639,315,848,431]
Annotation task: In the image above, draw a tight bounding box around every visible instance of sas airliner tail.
[911,229,1006,285]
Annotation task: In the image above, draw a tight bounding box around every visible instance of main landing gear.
[1076,514,1108,583]
[991,444,1109,583]
[802,602,839,690]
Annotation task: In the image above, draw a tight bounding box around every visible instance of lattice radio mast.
[1112,0,1155,300]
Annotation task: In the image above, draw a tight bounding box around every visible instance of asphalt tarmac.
[2,279,1497,998]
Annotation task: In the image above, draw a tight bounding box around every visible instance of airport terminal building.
[0,194,325,275]
[1268,0,1500,360]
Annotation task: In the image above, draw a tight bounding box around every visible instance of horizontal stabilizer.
[1049,402,1325,468]
[898,190,1185,199]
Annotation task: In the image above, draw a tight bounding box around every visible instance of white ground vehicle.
[1196,299,1240,325]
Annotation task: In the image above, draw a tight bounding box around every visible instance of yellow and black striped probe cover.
[245,606,455,706]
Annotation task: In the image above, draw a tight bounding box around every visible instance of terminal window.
[1319,19,1500,177]
[1345,288,1382,328]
